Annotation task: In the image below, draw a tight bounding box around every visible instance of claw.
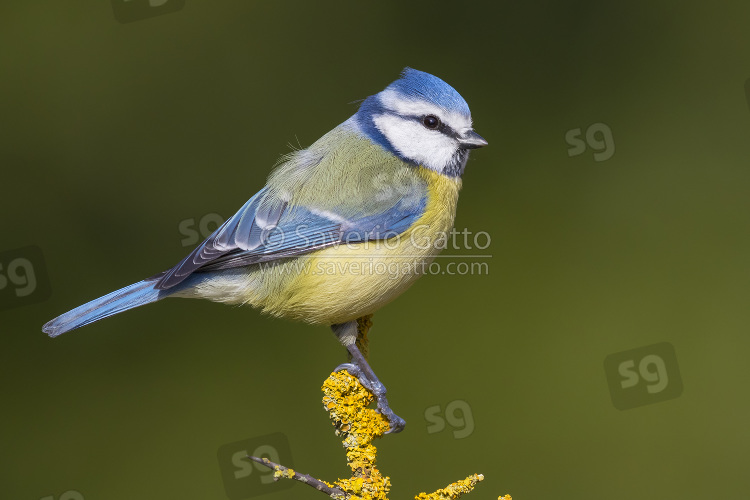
[381,410,405,434]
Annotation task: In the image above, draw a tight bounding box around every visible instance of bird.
[42,68,487,432]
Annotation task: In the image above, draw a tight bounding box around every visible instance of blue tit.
[42,68,487,432]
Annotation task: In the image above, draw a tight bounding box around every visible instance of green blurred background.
[2,1,750,499]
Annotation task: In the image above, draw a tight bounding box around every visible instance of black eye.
[422,115,440,130]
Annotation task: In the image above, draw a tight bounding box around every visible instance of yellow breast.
[253,167,462,325]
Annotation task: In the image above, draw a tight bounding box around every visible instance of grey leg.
[331,320,405,433]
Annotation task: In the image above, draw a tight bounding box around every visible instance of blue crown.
[386,68,470,117]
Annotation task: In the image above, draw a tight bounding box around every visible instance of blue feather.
[388,67,471,116]
[41,277,191,337]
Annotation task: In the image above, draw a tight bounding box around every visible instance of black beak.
[458,130,488,149]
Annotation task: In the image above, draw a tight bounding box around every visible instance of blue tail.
[42,278,175,338]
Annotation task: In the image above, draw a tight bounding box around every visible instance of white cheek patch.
[379,89,472,131]
[373,114,457,173]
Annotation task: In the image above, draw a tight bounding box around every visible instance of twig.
[246,455,348,499]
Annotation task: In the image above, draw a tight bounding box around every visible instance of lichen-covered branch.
[322,369,392,500]
[414,474,485,500]
[250,369,508,500]
[245,455,348,499]
[249,315,509,500]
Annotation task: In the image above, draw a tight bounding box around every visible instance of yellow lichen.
[414,473,484,500]
[274,467,295,480]
[322,370,391,500]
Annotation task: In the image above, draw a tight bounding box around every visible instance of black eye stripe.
[411,115,459,138]
[380,111,461,139]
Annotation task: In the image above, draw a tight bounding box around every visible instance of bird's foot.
[334,362,405,433]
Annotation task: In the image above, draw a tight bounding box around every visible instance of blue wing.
[154,185,427,290]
